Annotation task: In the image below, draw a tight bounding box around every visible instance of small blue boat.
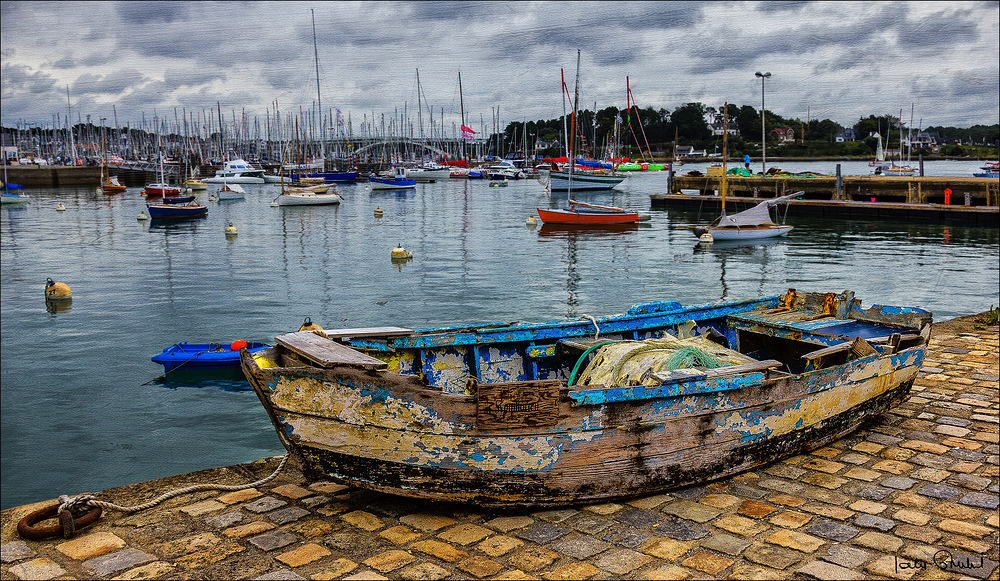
[152,341,269,371]
[369,167,417,190]
[302,171,359,182]
[147,202,207,219]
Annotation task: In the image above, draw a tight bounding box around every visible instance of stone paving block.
[399,513,458,532]
[550,533,610,559]
[670,485,708,499]
[895,523,943,544]
[593,547,654,575]
[205,510,244,528]
[582,502,624,515]
[659,500,719,523]
[270,483,313,499]
[680,551,733,576]
[847,499,887,514]
[856,485,893,500]
[938,554,999,580]
[765,529,825,553]
[341,510,385,531]
[764,463,807,480]
[743,542,804,570]
[507,546,559,571]
[437,523,492,545]
[243,496,288,513]
[803,473,849,489]
[83,547,157,577]
[852,441,884,454]
[843,467,880,482]
[911,452,954,469]
[0,541,35,564]
[56,531,128,560]
[950,473,993,490]
[943,536,994,554]
[821,544,871,569]
[457,555,505,579]
[728,483,768,499]
[911,467,952,482]
[759,478,805,494]
[178,499,226,516]
[698,493,740,509]
[267,506,311,524]
[852,531,904,553]
[805,520,859,542]
[892,508,931,526]
[917,482,963,499]
[872,459,913,475]
[864,554,917,580]
[277,542,331,567]
[853,513,896,532]
[737,499,777,518]
[363,549,416,572]
[478,535,523,558]
[867,433,902,446]
[627,494,671,510]
[891,492,929,508]
[959,491,999,509]
[769,510,812,528]
[223,520,275,538]
[715,514,769,537]
[598,524,651,548]
[640,564,693,580]
[838,452,871,465]
[800,504,854,521]
[531,508,578,523]
[642,538,693,560]
[796,559,865,580]
[900,439,950,454]
[615,508,666,527]
[701,532,751,556]
[216,488,262,504]
[379,525,421,545]
[411,539,468,562]
[7,557,66,580]
[483,515,534,532]
[936,518,994,538]
[881,476,918,489]
[396,562,450,580]
[770,494,807,508]
[931,501,981,520]
[654,517,709,541]
[514,522,569,544]
[249,529,298,551]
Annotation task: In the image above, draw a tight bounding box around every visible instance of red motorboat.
[536,200,649,225]
[144,183,182,196]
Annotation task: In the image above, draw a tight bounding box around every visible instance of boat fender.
[231,340,248,351]
[45,278,72,298]
[17,502,102,541]
[698,232,714,244]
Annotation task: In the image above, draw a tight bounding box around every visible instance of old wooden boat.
[241,289,931,507]
[152,341,269,371]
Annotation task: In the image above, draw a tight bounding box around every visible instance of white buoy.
[209,194,217,202]
[698,232,714,244]
[137,211,148,221]
[270,201,279,207]
[224,222,238,235]
[56,204,66,211]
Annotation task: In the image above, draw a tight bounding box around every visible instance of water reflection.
[45,297,72,314]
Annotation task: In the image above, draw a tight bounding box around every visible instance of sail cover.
[714,192,800,228]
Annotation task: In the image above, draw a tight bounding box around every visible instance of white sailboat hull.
[277,192,342,206]
[704,224,793,240]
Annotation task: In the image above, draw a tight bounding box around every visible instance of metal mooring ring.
[17,503,102,540]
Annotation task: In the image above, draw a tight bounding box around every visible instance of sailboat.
[144,133,183,197]
[276,120,341,206]
[537,52,646,225]
[692,103,796,241]
[100,131,126,193]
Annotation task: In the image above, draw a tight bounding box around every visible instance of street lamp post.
[755,71,771,174]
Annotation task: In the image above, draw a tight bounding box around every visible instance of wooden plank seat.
[274,331,388,370]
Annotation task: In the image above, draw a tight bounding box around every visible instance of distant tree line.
[503,104,999,159]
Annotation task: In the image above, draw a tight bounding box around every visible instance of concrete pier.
[2,316,997,580]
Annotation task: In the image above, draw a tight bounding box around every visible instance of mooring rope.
[57,453,290,515]
[141,348,217,385]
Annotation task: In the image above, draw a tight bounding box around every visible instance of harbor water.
[2,163,998,510]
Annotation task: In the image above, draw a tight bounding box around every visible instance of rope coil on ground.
[18,453,291,540]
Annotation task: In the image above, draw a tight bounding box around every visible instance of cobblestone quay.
[3,316,997,580]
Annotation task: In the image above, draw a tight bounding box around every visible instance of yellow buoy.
[56,204,66,211]
[224,222,238,235]
[209,194,217,202]
[137,211,149,221]
[390,244,413,260]
[374,207,384,218]
[698,232,714,244]
[526,215,537,226]
[44,278,72,298]
[298,317,324,333]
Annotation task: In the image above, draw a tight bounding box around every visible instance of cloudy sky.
[2,1,997,135]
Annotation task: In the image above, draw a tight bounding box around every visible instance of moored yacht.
[203,158,267,184]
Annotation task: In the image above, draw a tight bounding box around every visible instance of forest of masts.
[2,100,557,169]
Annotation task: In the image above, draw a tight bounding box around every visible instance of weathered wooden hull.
[241,290,931,506]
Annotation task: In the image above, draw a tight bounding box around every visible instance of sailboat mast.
[459,71,466,164]
[721,102,728,215]
[311,8,324,171]
[569,50,581,195]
